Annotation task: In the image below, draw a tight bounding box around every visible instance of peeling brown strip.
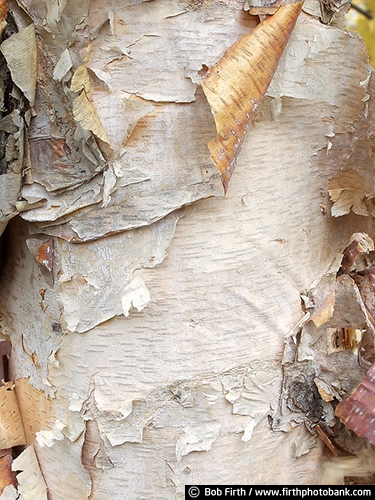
[0,385,27,448]
[339,234,374,273]
[0,449,17,494]
[201,1,303,192]
[340,240,362,272]
[335,363,375,447]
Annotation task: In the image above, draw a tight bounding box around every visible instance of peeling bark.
[1,0,375,497]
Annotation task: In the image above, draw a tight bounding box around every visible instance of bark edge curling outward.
[201,1,303,192]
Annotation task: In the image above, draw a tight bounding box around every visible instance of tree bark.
[0,0,374,498]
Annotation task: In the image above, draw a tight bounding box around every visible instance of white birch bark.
[0,0,374,497]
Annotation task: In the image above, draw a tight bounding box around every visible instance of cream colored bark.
[0,0,374,498]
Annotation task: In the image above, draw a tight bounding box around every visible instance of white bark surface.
[0,0,374,497]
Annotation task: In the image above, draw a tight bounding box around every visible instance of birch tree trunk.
[0,0,375,498]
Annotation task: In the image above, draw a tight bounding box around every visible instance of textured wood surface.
[0,0,374,497]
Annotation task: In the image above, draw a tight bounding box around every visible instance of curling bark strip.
[201,1,304,193]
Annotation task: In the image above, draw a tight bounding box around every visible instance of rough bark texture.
[0,0,374,498]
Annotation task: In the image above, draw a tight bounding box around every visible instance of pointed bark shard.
[71,65,111,146]
[36,239,54,273]
[310,291,335,328]
[201,1,303,192]
[339,233,374,272]
[0,24,37,106]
